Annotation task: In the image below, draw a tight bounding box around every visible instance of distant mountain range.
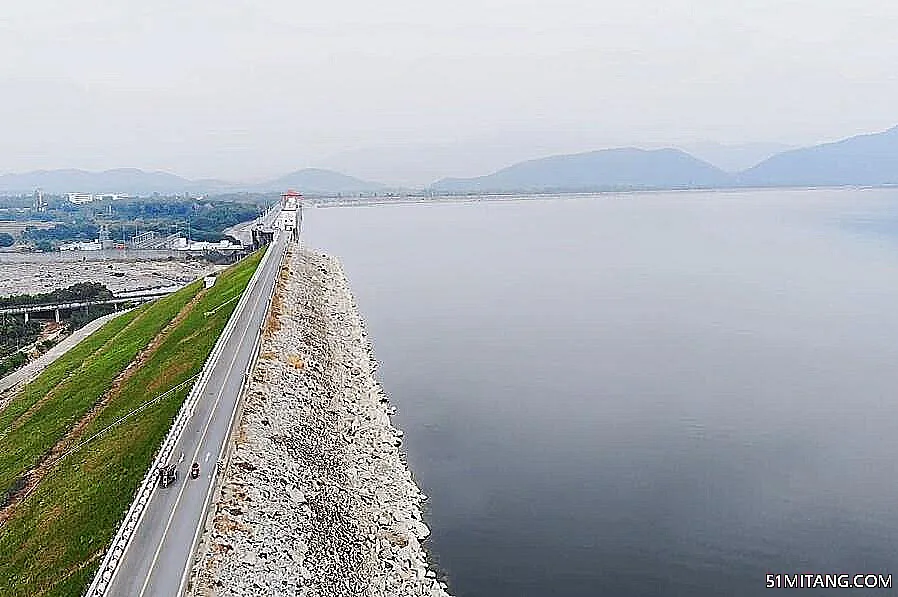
[0,168,385,196]
[3,125,898,196]
[678,141,795,173]
[433,125,898,193]
[738,125,898,187]
[0,168,205,195]
[257,168,384,194]
[433,148,732,193]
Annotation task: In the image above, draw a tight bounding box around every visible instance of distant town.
[0,190,273,255]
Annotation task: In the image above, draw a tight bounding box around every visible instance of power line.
[1,374,201,523]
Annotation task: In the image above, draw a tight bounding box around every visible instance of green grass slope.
[0,249,265,597]
[0,311,137,434]
[0,286,202,503]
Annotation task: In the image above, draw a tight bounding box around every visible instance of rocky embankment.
[190,247,451,597]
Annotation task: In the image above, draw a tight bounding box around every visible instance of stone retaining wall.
[190,247,451,597]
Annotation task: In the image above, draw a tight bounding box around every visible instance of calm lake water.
[304,189,898,596]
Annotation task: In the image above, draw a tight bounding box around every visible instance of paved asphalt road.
[106,234,287,597]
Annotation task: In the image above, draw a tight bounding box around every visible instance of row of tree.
[17,197,264,247]
[0,282,113,308]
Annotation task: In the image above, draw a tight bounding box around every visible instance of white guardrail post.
[85,240,280,597]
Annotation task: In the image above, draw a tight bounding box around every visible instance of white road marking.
[204,452,210,463]
[135,244,279,597]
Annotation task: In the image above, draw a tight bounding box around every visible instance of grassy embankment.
[0,249,264,597]
[0,293,197,501]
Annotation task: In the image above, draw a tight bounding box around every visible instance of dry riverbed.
[190,247,451,597]
[0,260,222,297]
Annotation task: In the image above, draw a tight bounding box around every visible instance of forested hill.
[739,125,898,187]
[432,148,733,193]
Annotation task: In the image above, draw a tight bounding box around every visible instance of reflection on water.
[305,189,898,596]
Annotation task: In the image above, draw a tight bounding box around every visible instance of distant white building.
[67,193,95,204]
[278,190,302,232]
[172,239,241,252]
[66,192,129,204]
[59,240,103,251]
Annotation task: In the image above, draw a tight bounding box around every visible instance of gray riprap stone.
[189,246,452,597]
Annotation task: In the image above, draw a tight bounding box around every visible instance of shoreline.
[190,246,451,596]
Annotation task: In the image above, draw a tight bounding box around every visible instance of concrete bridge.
[0,286,182,323]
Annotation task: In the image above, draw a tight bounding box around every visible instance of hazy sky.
[2,0,898,182]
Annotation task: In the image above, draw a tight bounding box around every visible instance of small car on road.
[158,464,177,488]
